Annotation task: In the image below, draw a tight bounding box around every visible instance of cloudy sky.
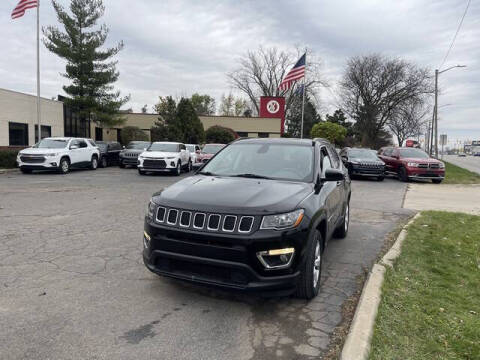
[0,0,478,145]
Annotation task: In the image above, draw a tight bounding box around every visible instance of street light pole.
[433,65,466,158]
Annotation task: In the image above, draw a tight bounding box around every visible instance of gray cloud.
[0,0,478,144]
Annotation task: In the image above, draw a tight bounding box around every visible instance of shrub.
[205,126,237,144]
[0,150,19,169]
[311,122,347,145]
[121,126,149,145]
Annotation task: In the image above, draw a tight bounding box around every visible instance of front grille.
[418,163,428,168]
[20,156,45,163]
[154,206,255,234]
[429,163,440,169]
[124,153,139,158]
[356,162,383,169]
[143,159,167,168]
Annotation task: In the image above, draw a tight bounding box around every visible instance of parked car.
[96,141,122,167]
[119,141,151,168]
[196,143,225,165]
[378,147,445,183]
[137,142,191,175]
[186,144,201,167]
[339,147,385,181]
[458,152,467,157]
[17,137,100,174]
[142,138,351,299]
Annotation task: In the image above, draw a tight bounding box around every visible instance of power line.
[439,0,471,70]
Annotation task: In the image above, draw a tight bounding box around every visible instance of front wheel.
[100,156,108,168]
[334,202,350,239]
[377,175,385,181]
[58,158,70,174]
[20,168,32,174]
[138,169,146,175]
[90,156,98,170]
[432,179,443,184]
[398,167,408,182]
[295,231,322,300]
[173,162,181,176]
[119,162,125,169]
[186,160,192,173]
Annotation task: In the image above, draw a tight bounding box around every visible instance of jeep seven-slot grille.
[155,206,254,234]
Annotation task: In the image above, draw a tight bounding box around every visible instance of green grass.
[369,211,480,360]
[443,161,480,184]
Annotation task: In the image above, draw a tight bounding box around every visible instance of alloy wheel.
[313,241,321,288]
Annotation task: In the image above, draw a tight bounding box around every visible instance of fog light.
[257,248,294,270]
[143,231,151,249]
[51,162,57,166]
[170,161,175,166]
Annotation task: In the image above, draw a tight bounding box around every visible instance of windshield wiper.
[198,171,217,176]
[231,173,272,180]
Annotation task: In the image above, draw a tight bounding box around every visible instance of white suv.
[17,137,100,174]
[137,142,191,176]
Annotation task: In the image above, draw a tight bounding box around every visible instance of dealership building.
[0,88,283,148]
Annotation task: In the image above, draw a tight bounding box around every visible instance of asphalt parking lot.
[0,168,413,360]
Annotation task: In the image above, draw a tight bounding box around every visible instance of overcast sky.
[0,0,478,145]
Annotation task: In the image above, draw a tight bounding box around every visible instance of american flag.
[278,53,306,92]
[11,0,38,19]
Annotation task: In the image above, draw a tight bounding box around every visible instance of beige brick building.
[0,88,64,147]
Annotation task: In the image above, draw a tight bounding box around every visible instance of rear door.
[77,139,91,163]
[379,147,395,174]
[69,139,82,164]
[179,144,188,165]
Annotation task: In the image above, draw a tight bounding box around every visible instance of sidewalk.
[403,183,480,214]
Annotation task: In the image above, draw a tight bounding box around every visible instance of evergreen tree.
[284,95,321,138]
[43,0,129,127]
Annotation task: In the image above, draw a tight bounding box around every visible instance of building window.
[117,129,122,144]
[258,132,269,138]
[237,132,248,138]
[35,125,52,142]
[95,127,103,141]
[9,122,29,146]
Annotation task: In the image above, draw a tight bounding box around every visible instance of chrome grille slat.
[207,214,221,230]
[167,209,178,225]
[179,211,192,227]
[238,216,254,233]
[222,215,237,232]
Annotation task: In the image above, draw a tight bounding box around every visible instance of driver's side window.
[321,147,332,174]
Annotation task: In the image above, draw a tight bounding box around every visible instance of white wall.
[0,88,64,147]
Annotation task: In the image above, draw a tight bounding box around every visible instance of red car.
[378,147,445,184]
[195,143,225,166]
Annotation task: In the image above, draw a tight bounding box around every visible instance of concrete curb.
[340,213,422,360]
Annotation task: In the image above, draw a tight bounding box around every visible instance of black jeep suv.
[143,138,351,299]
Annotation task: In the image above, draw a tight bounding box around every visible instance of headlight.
[407,162,419,167]
[146,200,156,219]
[439,162,445,169]
[261,209,304,230]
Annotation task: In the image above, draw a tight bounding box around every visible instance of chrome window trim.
[167,209,178,225]
[238,216,254,233]
[179,211,192,228]
[193,213,206,229]
[207,214,221,231]
[156,206,166,223]
[222,215,237,232]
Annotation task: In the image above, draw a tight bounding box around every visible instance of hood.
[121,149,144,155]
[199,153,215,159]
[401,157,441,164]
[141,151,178,158]
[152,175,313,215]
[350,157,383,164]
[20,148,65,155]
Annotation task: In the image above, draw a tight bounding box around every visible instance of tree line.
[44,0,433,148]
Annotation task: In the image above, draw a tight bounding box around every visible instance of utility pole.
[434,70,438,157]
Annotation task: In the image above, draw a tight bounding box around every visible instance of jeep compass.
[143,138,351,299]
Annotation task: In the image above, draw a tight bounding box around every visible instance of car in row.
[137,142,192,175]
[339,147,385,181]
[142,137,351,299]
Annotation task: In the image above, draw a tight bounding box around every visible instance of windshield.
[202,144,224,154]
[200,143,314,182]
[33,139,68,149]
[186,145,196,152]
[148,143,179,152]
[399,148,429,159]
[348,149,379,160]
[126,142,149,150]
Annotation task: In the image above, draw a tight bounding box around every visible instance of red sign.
[259,96,285,135]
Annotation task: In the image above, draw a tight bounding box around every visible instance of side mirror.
[341,155,348,163]
[70,145,79,150]
[323,168,345,182]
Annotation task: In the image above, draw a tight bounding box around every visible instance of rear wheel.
[432,179,443,184]
[334,202,350,238]
[295,231,322,300]
[398,167,408,182]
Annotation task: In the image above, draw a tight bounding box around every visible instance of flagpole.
[300,56,306,139]
[36,0,41,143]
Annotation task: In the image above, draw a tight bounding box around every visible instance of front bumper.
[406,168,445,180]
[120,156,139,166]
[350,165,384,177]
[138,158,178,172]
[142,219,308,294]
[17,157,60,171]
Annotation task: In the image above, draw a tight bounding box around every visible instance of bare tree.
[388,99,430,146]
[340,54,432,148]
[227,47,327,115]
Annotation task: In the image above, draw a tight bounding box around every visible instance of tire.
[334,202,350,239]
[295,231,322,300]
[432,179,443,184]
[186,161,192,173]
[173,162,181,176]
[119,161,126,169]
[398,167,408,182]
[377,176,385,181]
[90,156,98,170]
[100,156,108,168]
[20,168,32,174]
[138,169,146,175]
[58,157,70,174]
